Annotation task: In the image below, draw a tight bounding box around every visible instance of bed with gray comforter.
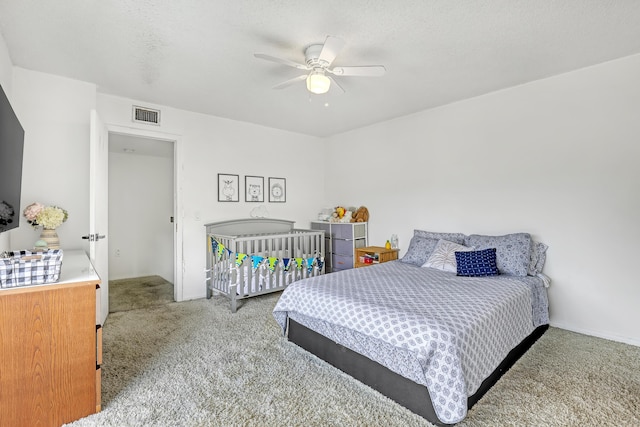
[273,259,549,425]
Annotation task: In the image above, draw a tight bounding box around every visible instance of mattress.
[273,261,549,424]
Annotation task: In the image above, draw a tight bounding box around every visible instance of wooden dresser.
[0,250,102,427]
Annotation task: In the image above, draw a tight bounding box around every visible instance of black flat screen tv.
[0,83,25,233]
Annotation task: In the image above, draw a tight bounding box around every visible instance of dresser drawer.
[352,223,367,239]
[312,222,331,234]
[333,239,354,255]
[332,254,354,270]
[333,238,366,254]
[354,238,367,249]
[331,223,354,239]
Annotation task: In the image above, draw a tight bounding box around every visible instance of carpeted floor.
[109,275,174,312]
[65,290,640,427]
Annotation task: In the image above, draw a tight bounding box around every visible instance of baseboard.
[550,322,640,347]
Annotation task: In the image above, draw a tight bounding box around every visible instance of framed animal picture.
[268,177,286,203]
[245,176,264,202]
[218,173,239,202]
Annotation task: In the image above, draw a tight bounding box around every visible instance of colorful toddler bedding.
[273,261,549,424]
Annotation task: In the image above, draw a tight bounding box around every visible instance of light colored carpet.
[109,275,174,312]
[66,293,640,427]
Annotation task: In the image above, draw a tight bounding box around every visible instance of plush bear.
[351,206,369,223]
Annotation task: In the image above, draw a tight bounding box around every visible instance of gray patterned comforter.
[272,261,549,424]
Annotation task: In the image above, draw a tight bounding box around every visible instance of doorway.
[107,132,177,308]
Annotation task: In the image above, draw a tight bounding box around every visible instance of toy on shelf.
[351,206,369,223]
[319,205,369,223]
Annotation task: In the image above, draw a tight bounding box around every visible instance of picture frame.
[218,173,239,202]
[245,176,264,202]
[268,177,286,203]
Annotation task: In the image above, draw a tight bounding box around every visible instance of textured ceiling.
[1,1,640,137]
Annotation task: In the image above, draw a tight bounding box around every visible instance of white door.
[89,109,109,324]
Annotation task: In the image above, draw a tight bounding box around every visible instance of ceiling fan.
[254,36,386,95]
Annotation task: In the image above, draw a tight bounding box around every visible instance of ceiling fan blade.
[318,36,346,66]
[327,75,345,94]
[254,53,309,70]
[272,74,307,90]
[330,65,386,77]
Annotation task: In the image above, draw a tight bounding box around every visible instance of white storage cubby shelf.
[310,222,368,273]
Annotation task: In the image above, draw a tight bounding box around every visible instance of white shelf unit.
[311,221,368,273]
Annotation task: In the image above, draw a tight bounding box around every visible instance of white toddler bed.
[205,218,325,312]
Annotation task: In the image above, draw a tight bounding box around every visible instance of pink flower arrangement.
[23,202,68,230]
[23,202,44,223]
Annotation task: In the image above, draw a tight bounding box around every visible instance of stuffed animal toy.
[351,206,369,223]
[329,206,346,222]
[339,210,353,223]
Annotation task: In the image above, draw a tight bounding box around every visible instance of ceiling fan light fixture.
[306,71,330,94]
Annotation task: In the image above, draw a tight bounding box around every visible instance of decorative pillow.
[400,236,439,266]
[528,241,549,275]
[464,233,532,276]
[422,239,474,273]
[455,248,500,277]
[414,230,466,245]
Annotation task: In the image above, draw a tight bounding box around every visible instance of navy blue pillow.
[455,248,500,277]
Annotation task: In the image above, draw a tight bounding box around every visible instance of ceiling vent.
[132,106,160,125]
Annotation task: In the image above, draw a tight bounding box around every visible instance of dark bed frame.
[288,319,548,426]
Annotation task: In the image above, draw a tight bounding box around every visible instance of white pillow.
[422,239,474,272]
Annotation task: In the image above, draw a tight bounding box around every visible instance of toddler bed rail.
[205,218,324,312]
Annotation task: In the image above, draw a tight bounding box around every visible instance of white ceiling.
[1,1,640,137]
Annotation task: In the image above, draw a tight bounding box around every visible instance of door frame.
[105,124,184,302]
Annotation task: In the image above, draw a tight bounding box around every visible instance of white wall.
[108,150,174,282]
[0,32,11,89]
[3,64,324,301]
[9,68,96,252]
[325,54,640,346]
[97,94,325,300]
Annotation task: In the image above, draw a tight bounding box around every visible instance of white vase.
[40,228,60,249]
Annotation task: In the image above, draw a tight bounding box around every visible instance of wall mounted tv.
[0,83,25,233]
